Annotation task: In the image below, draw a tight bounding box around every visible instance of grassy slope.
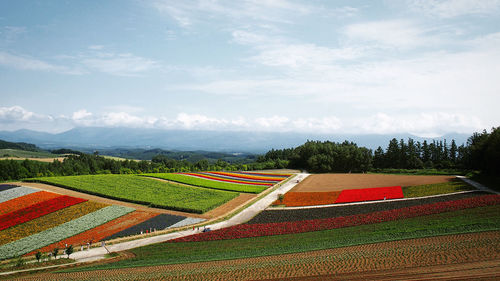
[402,179,475,198]
[141,173,268,193]
[67,204,500,271]
[27,175,238,213]
[0,149,60,158]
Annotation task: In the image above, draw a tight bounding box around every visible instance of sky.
[0,0,499,137]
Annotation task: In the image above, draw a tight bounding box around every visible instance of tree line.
[1,127,498,181]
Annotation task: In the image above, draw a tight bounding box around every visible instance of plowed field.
[12,231,500,280]
[291,173,455,192]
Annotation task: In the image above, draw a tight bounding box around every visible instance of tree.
[35,251,42,262]
[65,244,74,258]
[52,247,59,259]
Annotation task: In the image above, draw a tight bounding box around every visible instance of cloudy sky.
[1,0,499,137]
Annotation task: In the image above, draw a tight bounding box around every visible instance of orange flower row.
[0,191,60,216]
[274,191,341,207]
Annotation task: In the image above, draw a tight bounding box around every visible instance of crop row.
[172,194,500,242]
[75,206,500,272]
[208,171,287,182]
[29,211,158,255]
[104,214,186,240]
[142,173,267,193]
[335,186,403,203]
[0,191,60,216]
[273,191,341,207]
[183,173,273,186]
[254,191,490,224]
[0,184,19,192]
[0,195,86,231]
[27,175,238,213]
[0,201,106,246]
[0,205,134,260]
[0,186,38,204]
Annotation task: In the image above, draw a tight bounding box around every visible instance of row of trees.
[259,127,499,174]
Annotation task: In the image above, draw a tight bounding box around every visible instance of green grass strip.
[141,173,267,193]
[402,179,475,198]
[67,205,500,271]
[0,205,134,260]
[26,175,238,213]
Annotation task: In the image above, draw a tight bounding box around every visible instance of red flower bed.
[0,195,86,231]
[273,191,341,207]
[209,172,284,182]
[171,194,500,243]
[0,191,61,216]
[181,173,273,186]
[335,186,403,203]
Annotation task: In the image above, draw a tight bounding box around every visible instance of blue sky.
[1,0,499,137]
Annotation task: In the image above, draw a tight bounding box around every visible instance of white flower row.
[0,186,38,204]
[168,217,206,229]
[0,205,134,259]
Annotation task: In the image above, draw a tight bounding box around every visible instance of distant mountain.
[0,127,471,153]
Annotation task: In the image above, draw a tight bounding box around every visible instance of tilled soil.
[292,174,455,192]
[10,231,500,280]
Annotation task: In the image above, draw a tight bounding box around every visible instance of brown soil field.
[10,231,500,280]
[0,157,66,163]
[204,193,257,218]
[292,173,456,192]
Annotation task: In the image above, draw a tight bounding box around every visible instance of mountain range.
[0,127,470,153]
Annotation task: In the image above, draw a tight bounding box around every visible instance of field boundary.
[267,190,481,210]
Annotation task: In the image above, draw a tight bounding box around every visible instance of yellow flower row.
[0,201,107,245]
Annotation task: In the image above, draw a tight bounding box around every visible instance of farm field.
[21,231,499,280]
[64,201,500,271]
[142,171,289,193]
[276,174,473,207]
[27,175,239,213]
[291,173,455,192]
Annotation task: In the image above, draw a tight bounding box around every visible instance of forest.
[0,127,498,181]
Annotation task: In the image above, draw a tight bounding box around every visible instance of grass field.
[402,179,474,197]
[0,149,60,158]
[26,175,239,213]
[66,204,500,271]
[142,173,268,193]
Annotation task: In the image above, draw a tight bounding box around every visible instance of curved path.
[66,173,308,263]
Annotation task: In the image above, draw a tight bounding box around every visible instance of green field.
[66,204,500,271]
[0,149,60,159]
[402,179,475,198]
[141,173,268,193]
[26,175,238,213]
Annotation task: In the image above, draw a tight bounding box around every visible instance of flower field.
[28,210,159,255]
[0,191,60,215]
[273,191,341,207]
[0,184,19,192]
[0,195,86,231]
[0,186,39,203]
[254,191,489,224]
[172,194,500,242]
[27,174,238,213]
[104,214,188,240]
[0,205,134,259]
[143,171,290,194]
[0,201,106,246]
[334,185,403,203]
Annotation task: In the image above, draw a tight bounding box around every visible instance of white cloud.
[343,20,441,50]
[0,105,36,122]
[409,0,500,18]
[358,112,484,137]
[0,51,83,74]
[82,53,158,76]
[88,45,104,50]
[72,109,93,120]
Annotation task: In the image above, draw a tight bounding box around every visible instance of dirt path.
[204,193,256,218]
[13,182,206,219]
[9,231,500,280]
[292,173,455,192]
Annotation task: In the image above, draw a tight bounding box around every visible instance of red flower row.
[0,195,87,231]
[181,173,273,186]
[171,194,500,243]
[208,171,285,182]
[335,186,404,203]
